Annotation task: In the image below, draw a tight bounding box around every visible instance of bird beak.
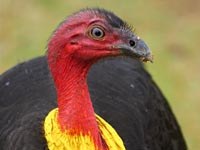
[115,38,153,63]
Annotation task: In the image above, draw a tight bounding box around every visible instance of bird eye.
[89,26,105,40]
[129,40,136,47]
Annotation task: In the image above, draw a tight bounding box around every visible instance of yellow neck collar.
[44,108,126,150]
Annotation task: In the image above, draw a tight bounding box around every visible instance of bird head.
[48,8,152,66]
[46,8,153,150]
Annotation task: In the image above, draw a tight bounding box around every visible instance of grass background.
[0,0,200,149]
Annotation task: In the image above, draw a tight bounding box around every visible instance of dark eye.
[90,27,105,39]
[129,40,136,47]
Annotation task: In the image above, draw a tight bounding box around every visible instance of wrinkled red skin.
[47,11,125,149]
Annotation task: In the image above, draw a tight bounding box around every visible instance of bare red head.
[48,8,152,80]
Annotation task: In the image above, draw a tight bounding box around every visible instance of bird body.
[0,56,187,150]
[0,8,187,150]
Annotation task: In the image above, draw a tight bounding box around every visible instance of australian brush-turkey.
[0,8,187,150]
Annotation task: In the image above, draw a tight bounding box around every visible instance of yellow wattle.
[44,108,126,150]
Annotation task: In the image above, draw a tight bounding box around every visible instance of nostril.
[129,40,136,47]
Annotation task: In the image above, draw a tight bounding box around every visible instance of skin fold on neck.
[45,54,125,150]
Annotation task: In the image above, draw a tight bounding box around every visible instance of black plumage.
[0,56,187,150]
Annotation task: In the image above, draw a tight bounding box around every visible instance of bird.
[0,8,187,150]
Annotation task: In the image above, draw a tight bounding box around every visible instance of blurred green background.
[0,0,199,149]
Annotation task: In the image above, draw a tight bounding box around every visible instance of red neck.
[55,56,95,132]
[48,53,107,149]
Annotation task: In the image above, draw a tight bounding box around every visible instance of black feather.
[89,8,132,30]
[61,8,132,32]
[0,56,187,150]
